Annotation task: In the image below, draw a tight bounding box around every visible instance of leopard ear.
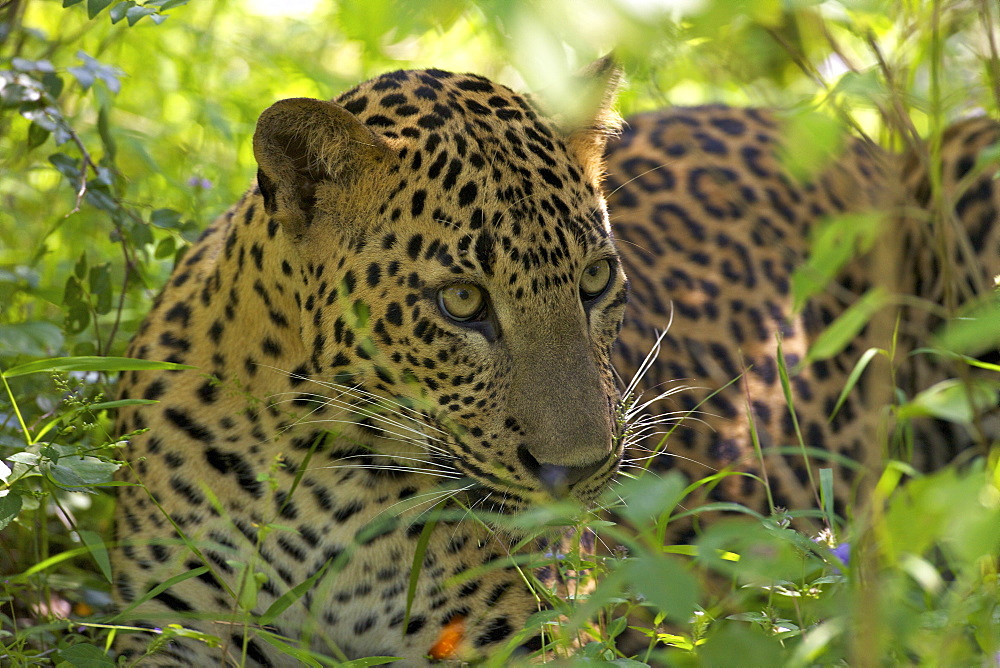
[562,55,623,183]
[253,98,392,240]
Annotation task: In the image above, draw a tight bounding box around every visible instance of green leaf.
[154,236,176,259]
[78,529,113,582]
[48,454,120,487]
[83,398,159,411]
[338,658,403,667]
[829,347,883,420]
[63,0,86,6]
[109,0,133,22]
[88,263,113,315]
[40,71,64,99]
[27,122,50,148]
[777,110,845,183]
[150,208,182,229]
[935,298,1000,356]
[87,0,115,20]
[110,566,210,621]
[404,510,439,634]
[0,321,65,357]
[615,470,687,530]
[233,561,260,611]
[698,622,785,665]
[0,494,23,531]
[806,288,889,362]
[126,5,157,25]
[97,104,117,159]
[57,643,114,667]
[63,274,91,335]
[74,251,88,279]
[49,153,81,180]
[899,378,1000,425]
[85,183,118,211]
[179,219,201,243]
[251,631,324,667]
[0,84,30,108]
[830,69,886,101]
[792,213,884,310]
[624,553,698,621]
[259,557,331,625]
[2,355,195,377]
[607,615,629,640]
[42,449,120,492]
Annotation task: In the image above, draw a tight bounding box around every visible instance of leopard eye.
[580,259,612,298]
[438,284,486,322]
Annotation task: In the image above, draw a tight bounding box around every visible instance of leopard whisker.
[622,386,694,421]
[621,321,674,401]
[334,452,458,470]
[272,392,451,446]
[273,392,454,446]
[287,417,456,456]
[305,380,450,436]
[311,463,464,479]
[622,451,717,472]
[260,367,451,437]
[381,484,477,525]
[602,158,676,202]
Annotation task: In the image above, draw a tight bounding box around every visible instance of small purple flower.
[831,542,850,566]
[187,176,212,190]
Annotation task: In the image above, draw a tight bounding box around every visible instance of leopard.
[607,107,999,533]
[112,59,1000,664]
[113,61,629,665]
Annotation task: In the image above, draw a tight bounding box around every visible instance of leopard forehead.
[330,68,616,285]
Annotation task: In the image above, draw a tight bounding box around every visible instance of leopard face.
[251,69,628,509]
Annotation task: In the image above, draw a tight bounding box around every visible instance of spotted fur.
[608,108,999,527]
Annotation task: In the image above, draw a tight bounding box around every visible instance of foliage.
[0,0,998,665]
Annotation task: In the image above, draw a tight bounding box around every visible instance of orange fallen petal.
[428,615,465,660]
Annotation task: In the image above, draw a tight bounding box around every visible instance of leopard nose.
[516,445,608,496]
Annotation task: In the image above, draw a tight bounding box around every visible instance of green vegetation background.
[1,0,999,665]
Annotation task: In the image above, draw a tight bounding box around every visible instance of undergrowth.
[2,0,1000,665]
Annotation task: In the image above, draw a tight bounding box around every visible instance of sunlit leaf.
[777,110,845,183]
[806,288,889,362]
[2,355,195,377]
[792,213,884,310]
[698,622,785,665]
[899,378,1000,425]
[935,298,1000,356]
[624,553,698,622]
